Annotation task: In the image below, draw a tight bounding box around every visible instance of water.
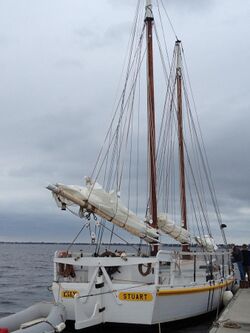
[0,243,214,332]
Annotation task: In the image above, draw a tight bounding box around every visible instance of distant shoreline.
[0,241,89,245]
[0,241,181,246]
[0,242,228,247]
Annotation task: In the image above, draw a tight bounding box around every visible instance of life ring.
[58,251,75,278]
[138,263,152,276]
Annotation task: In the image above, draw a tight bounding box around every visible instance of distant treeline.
[0,241,228,247]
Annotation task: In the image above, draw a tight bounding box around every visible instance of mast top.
[145,0,153,21]
[175,40,182,74]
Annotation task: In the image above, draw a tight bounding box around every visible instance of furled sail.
[47,179,158,244]
[195,235,218,252]
[157,213,191,244]
[47,179,219,249]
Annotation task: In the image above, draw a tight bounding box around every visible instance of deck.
[209,288,250,333]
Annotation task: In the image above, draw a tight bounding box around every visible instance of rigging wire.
[181,46,227,244]
[136,64,141,214]
[89,0,142,185]
[98,221,157,253]
[153,37,221,247]
[67,223,87,252]
[91,3,148,249]
[183,83,211,235]
[159,0,179,41]
[87,42,147,200]
[156,0,172,68]
[78,282,151,299]
[174,50,212,238]
[105,30,146,245]
[65,1,227,250]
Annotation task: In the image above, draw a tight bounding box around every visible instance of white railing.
[53,249,232,286]
[156,250,232,286]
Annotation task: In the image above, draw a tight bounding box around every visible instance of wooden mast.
[176,40,189,252]
[145,0,158,255]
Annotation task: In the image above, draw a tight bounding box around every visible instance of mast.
[176,40,189,252]
[145,0,158,255]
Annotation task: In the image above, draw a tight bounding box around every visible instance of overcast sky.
[0,0,249,244]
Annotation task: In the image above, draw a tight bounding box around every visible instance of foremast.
[145,0,158,255]
[176,40,189,252]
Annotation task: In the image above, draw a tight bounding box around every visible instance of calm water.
[0,243,214,332]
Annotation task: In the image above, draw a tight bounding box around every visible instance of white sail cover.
[195,235,218,252]
[48,180,218,248]
[157,213,191,244]
[49,179,158,243]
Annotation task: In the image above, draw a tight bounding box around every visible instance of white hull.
[52,249,234,330]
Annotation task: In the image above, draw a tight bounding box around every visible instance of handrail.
[157,249,231,257]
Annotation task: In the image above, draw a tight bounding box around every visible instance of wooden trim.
[157,279,234,296]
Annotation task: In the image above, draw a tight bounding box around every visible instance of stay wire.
[88,33,146,202]
[182,71,224,239]
[78,282,150,300]
[67,223,87,252]
[99,221,149,252]
[182,47,227,244]
[159,0,179,41]
[89,0,142,185]
[85,29,144,249]
[183,83,211,235]
[108,32,146,243]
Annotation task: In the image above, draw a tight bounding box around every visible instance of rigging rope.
[158,0,179,41]
[67,223,87,252]
[182,49,227,244]
[68,1,227,250]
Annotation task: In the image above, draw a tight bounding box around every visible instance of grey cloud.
[75,21,130,49]
[162,0,215,11]
[107,0,135,8]
[54,58,83,69]
[0,0,249,244]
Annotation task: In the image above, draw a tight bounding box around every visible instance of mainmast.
[176,40,188,252]
[145,0,158,255]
